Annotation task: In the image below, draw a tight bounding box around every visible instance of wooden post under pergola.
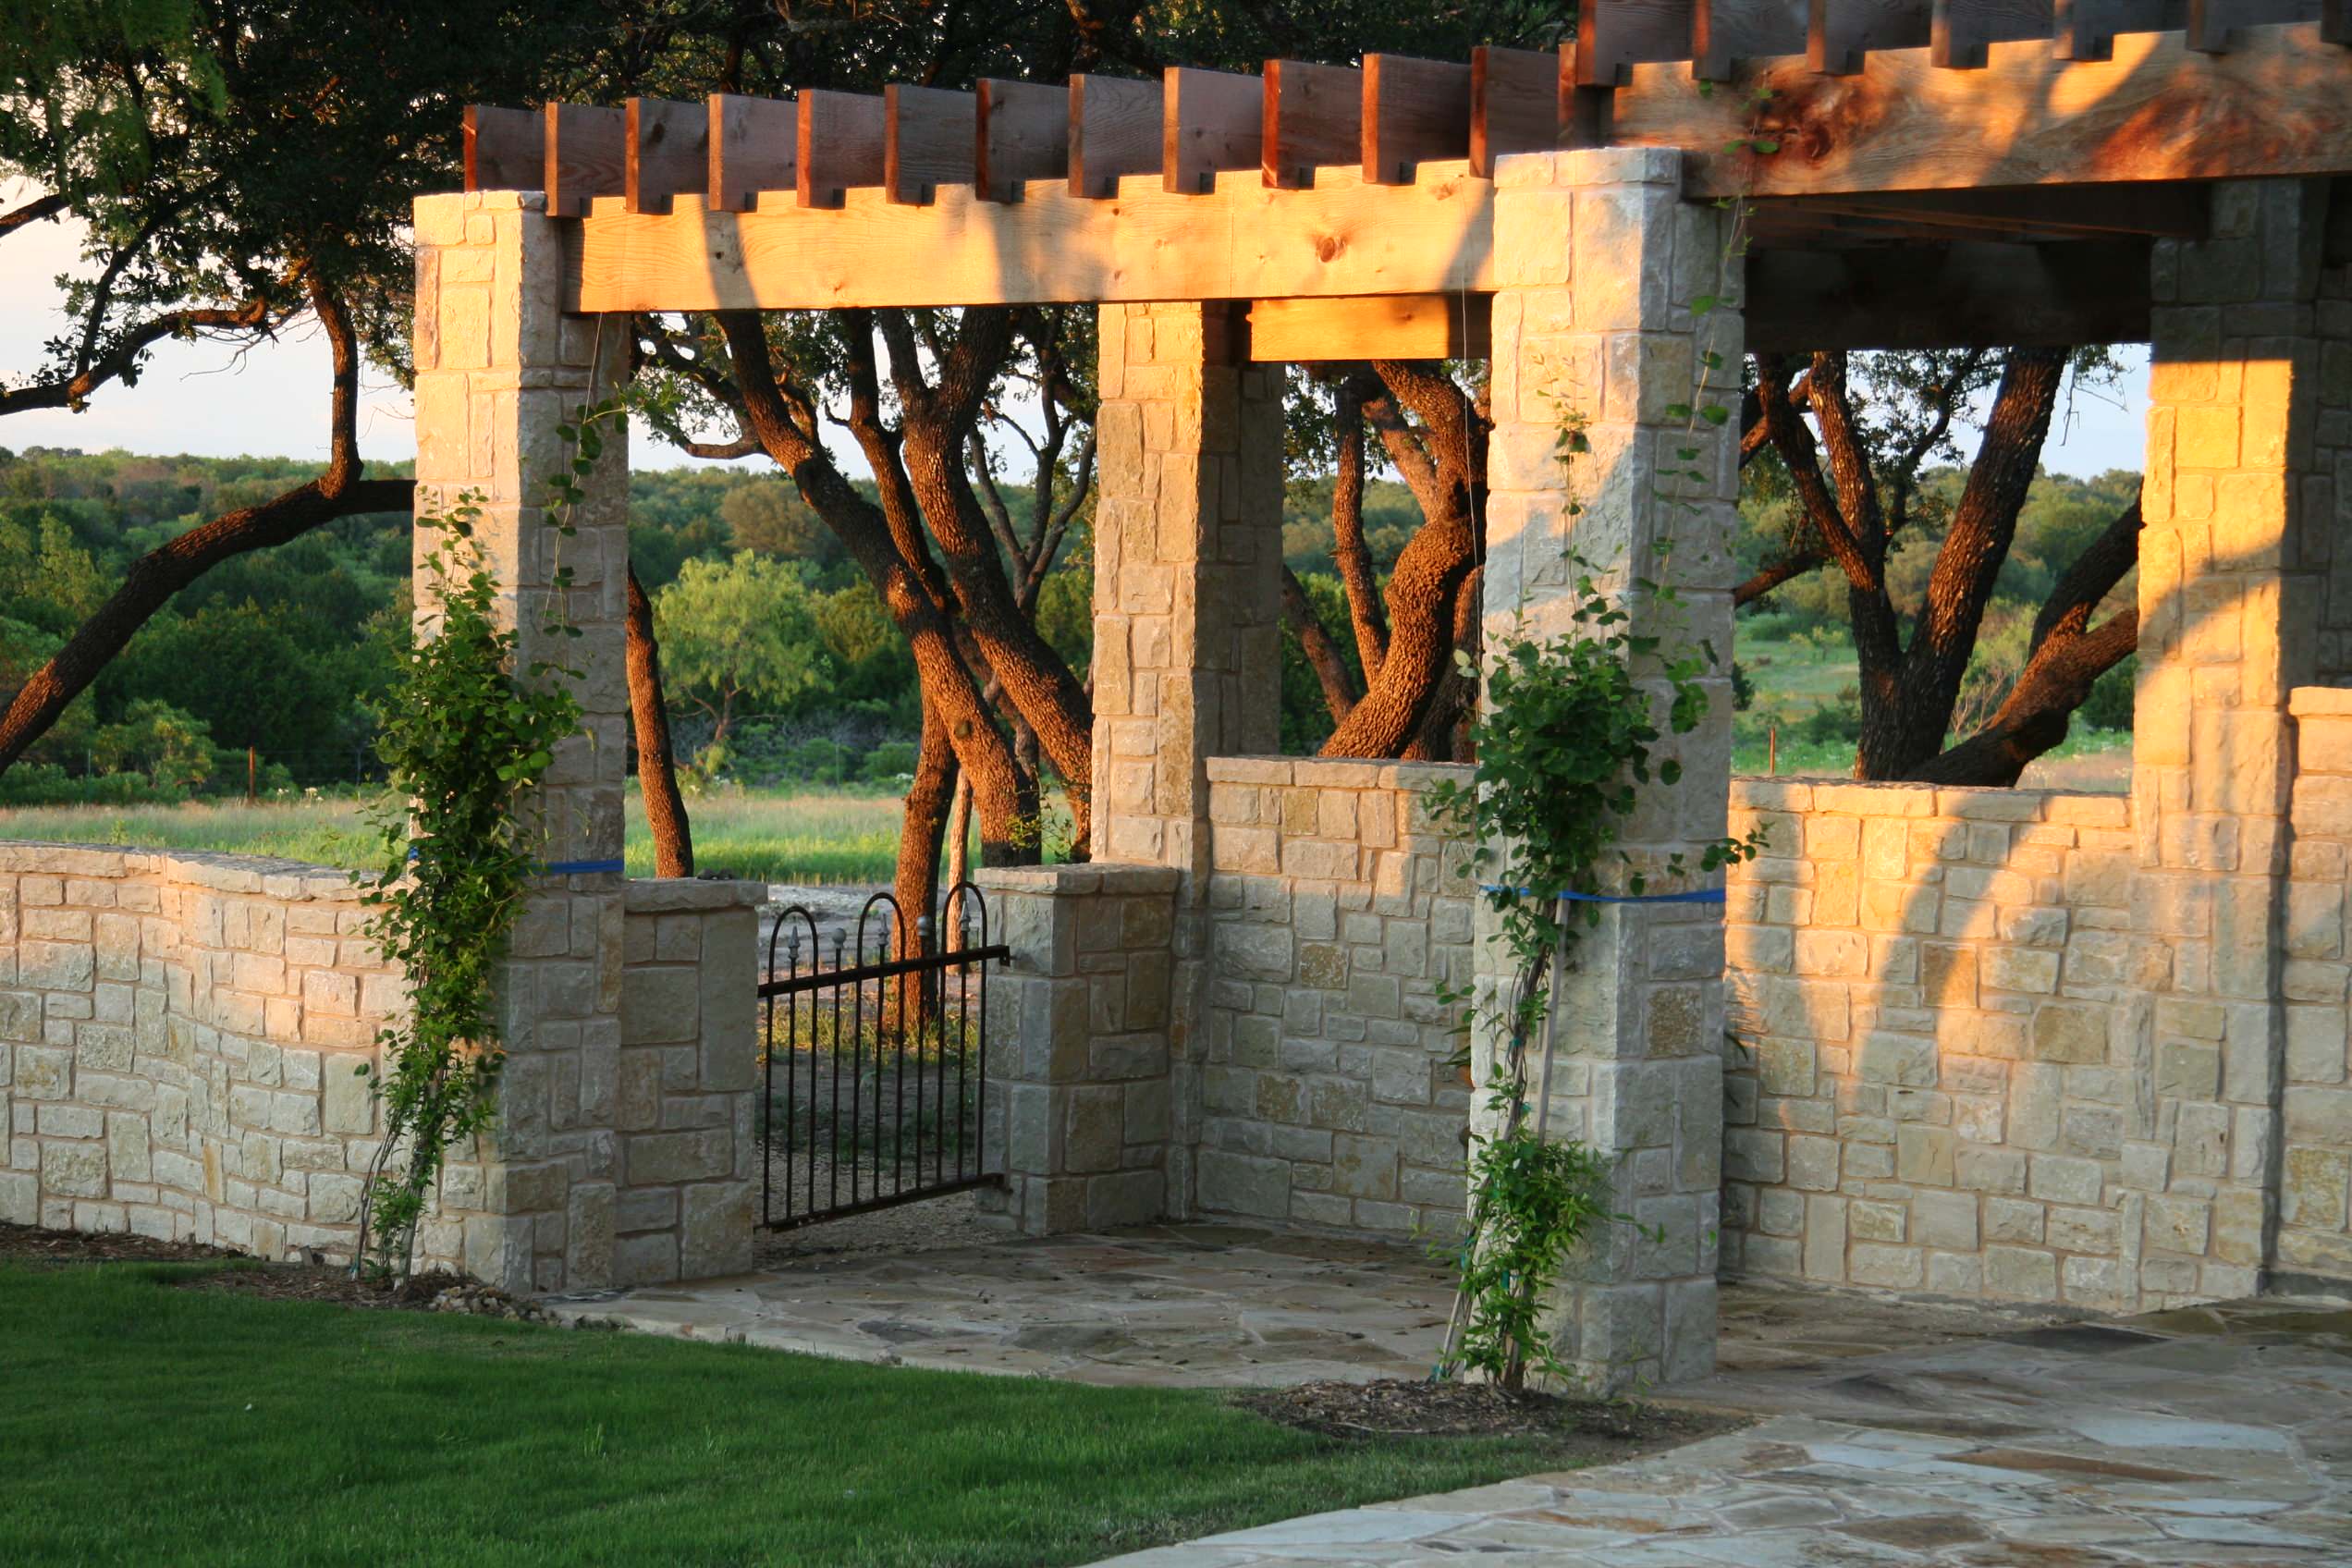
[419,8,2352,1387]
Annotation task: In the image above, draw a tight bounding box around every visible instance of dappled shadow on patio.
[541,1222,1459,1387]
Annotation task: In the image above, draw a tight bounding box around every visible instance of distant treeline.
[0,448,1023,800]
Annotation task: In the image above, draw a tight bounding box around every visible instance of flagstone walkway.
[545,1223,1461,1385]
[545,1222,2352,1562]
[1096,1295,2352,1567]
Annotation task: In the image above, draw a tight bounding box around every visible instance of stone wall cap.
[1206,756,1294,784]
[0,839,355,889]
[1384,761,1473,793]
[1289,758,1384,789]
[623,876,769,913]
[1729,778,1815,810]
[2290,685,2352,717]
[974,863,1179,895]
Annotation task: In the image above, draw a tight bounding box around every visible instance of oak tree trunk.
[625,563,694,877]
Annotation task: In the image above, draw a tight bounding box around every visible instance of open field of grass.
[1733,631,2130,790]
[0,788,919,886]
[1,1259,1608,1568]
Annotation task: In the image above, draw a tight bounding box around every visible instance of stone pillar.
[1089,301,1287,876]
[974,864,1179,1233]
[2128,178,2349,1302]
[1090,300,1285,1217]
[1477,149,1744,1391]
[410,190,631,1292]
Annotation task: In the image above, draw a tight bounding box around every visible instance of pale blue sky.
[2,193,2152,479]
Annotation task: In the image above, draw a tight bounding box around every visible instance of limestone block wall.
[975,864,1180,1234]
[2283,689,2352,1283]
[0,843,401,1259]
[1719,779,2291,1311]
[0,839,764,1290]
[1195,757,1476,1239]
[612,877,763,1284]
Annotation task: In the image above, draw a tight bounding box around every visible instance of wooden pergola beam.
[1622,24,2350,196]
[1745,239,2154,349]
[1238,238,2152,360]
[569,164,1496,313]
[502,21,2352,311]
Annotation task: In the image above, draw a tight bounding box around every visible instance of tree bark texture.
[625,563,694,877]
[1317,361,1486,759]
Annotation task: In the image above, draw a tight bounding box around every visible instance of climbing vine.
[1430,117,1775,1387]
[350,399,622,1277]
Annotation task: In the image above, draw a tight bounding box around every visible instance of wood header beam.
[1620,24,2352,196]
[570,162,1494,312]
[1746,239,2152,349]
[1248,294,1491,360]
[1239,240,2150,362]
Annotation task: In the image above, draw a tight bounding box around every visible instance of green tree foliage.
[651,553,829,761]
[720,477,838,566]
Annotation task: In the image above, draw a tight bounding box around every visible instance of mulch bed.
[1241,1378,1745,1456]
[0,1222,557,1322]
[0,1220,239,1265]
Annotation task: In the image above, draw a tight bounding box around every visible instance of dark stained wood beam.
[2188,0,2321,52]
[976,80,1068,202]
[2052,0,2186,58]
[1812,0,1935,73]
[1070,74,1162,197]
[885,85,975,205]
[797,91,885,209]
[1754,180,2210,239]
[1164,67,1262,194]
[708,93,796,213]
[1468,46,1562,176]
[1617,24,2352,196]
[1362,55,1472,184]
[1263,61,1361,189]
[545,104,624,217]
[1746,239,2153,349]
[1936,0,2062,68]
[1578,0,1700,83]
[625,98,706,214]
[464,105,542,193]
[1698,0,1811,77]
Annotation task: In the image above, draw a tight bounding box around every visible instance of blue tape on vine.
[1480,884,1726,905]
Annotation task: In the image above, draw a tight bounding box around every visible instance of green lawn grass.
[1,1260,1599,1567]
[0,789,919,886]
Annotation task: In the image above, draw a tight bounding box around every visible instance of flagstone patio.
[546,1220,2352,1564]
[1095,1294,2352,1567]
[545,1223,1460,1385]
[545,1219,2097,1387]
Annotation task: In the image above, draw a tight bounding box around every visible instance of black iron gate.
[757,884,1005,1230]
